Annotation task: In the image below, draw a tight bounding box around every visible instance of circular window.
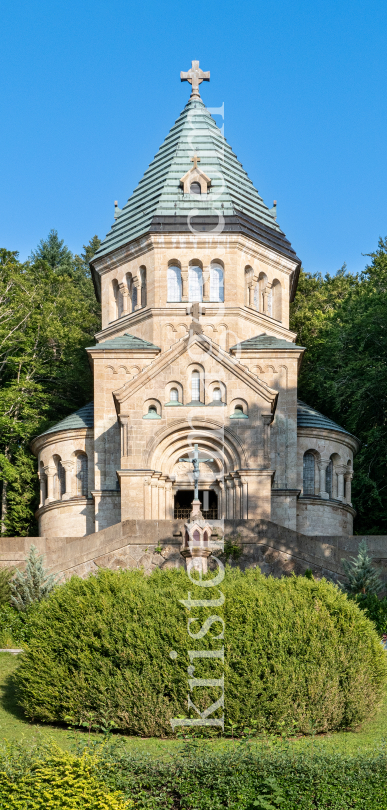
[190,182,201,194]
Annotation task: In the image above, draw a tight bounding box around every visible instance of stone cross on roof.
[191,154,200,169]
[180,60,210,98]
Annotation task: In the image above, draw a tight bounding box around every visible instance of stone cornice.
[297,425,360,454]
[30,427,92,457]
[35,496,93,520]
[298,495,356,517]
[95,306,297,344]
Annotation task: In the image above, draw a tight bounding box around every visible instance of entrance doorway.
[174,490,218,519]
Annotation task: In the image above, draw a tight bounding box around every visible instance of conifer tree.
[341,539,382,595]
[10,545,57,611]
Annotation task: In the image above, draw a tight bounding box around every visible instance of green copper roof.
[86,333,160,351]
[230,334,305,352]
[297,400,355,438]
[38,403,94,438]
[91,96,299,263]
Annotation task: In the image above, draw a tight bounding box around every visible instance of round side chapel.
[31,62,359,539]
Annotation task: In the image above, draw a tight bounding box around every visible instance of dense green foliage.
[10,544,57,611]
[341,539,382,595]
[353,592,387,635]
[14,568,387,736]
[0,746,131,809]
[96,743,387,810]
[0,604,35,648]
[0,232,100,536]
[3,739,387,809]
[290,238,387,533]
[0,567,14,606]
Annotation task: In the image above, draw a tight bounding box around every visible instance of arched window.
[212,387,222,402]
[40,461,47,505]
[189,265,203,302]
[169,387,179,402]
[190,182,201,194]
[131,284,137,311]
[191,371,200,401]
[326,459,333,498]
[272,279,282,322]
[53,456,65,499]
[111,279,119,321]
[230,404,249,419]
[76,454,88,497]
[303,452,315,495]
[140,267,147,308]
[210,265,224,302]
[143,404,161,419]
[193,530,200,542]
[167,265,182,302]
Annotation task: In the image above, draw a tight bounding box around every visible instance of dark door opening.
[174,490,218,519]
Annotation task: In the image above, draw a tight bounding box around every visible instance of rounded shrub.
[15,567,387,736]
[0,748,132,809]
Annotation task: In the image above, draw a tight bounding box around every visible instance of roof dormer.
[180,154,211,195]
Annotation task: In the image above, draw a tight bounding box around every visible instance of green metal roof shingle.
[38,403,94,438]
[86,333,160,351]
[91,96,299,264]
[230,334,305,351]
[297,400,355,438]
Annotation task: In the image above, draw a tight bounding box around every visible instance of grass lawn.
[1,651,387,756]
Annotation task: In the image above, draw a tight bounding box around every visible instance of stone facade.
[30,83,360,541]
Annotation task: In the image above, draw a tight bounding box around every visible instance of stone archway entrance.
[174,489,218,519]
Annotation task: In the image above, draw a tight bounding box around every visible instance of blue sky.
[1,0,386,275]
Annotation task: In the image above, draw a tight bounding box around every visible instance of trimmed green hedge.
[15,567,387,736]
[2,741,387,810]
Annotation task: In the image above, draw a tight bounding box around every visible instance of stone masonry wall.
[1,519,387,587]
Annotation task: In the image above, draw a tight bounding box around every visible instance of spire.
[92,95,299,270]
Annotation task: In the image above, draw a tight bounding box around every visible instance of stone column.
[181,265,189,301]
[119,283,129,316]
[165,480,174,519]
[151,479,159,518]
[248,283,254,307]
[261,414,272,467]
[337,466,346,502]
[158,479,166,520]
[39,474,46,507]
[235,478,243,519]
[61,460,74,500]
[344,472,353,505]
[262,288,268,315]
[225,479,233,519]
[44,465,56,503]
[202,267,210,301]
[144,477,151,519]
[217,481,224,519]
[241,478,248,519]
[318,457,330,500]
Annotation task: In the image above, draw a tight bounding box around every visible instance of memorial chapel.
[31,62,359,540]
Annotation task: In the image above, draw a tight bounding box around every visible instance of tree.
[29,228,74,275]
[0,235,101,536]
[10,544,57,611]
[341,540,382,596]
[290,238,387,534]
